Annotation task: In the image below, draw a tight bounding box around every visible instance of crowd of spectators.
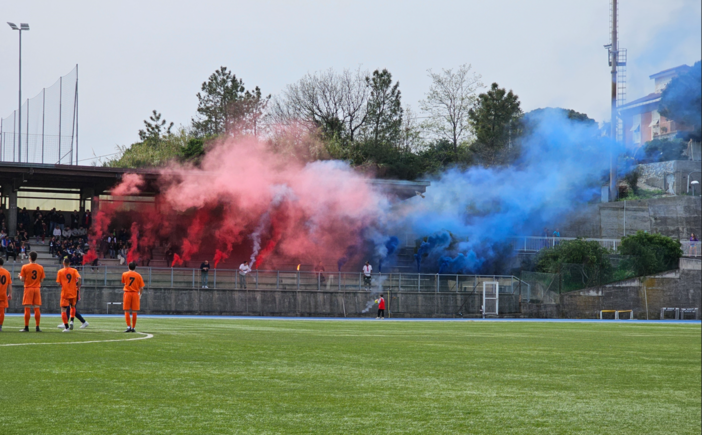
[0,207,93,263]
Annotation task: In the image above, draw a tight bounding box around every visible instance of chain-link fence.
[520,255,638,302]
[1,65,78,164]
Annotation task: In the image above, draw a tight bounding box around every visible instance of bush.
[618,231,682,276]
[536,239,613,290]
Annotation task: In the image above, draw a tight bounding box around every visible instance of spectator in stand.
[49,237,57,257]
[109,236,117,259]
[71,210,80,229]
[100,236,109,259]
[53,224,62,241]
[19,208,30,234]
[0,235,8,255]
[33,211,44,243]
[0,208,5,227]
[82,210,92,229]
[17,223,28,242]
[553,228,561,246]
[314,262,326,285]
[117,242,126,265]
[690,233,699,257]
[47,208,55,235]
[5,239,17,262]
[19,242,28,260]
[238,260,251,289]
[362,261,372,290]
[200,260,210,288]
[62,226,73,240]
[40,220,48,244]
[57,210,66,233]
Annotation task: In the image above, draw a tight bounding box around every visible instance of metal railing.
[401,233,621,252]
[4,262,527,294]
[507,236,620,252]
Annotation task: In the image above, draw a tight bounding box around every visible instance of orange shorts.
[123,292,140,311]
[22,288,42,306]
[0,297,7,309]
[60,297,77,307]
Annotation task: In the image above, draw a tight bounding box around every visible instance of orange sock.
[0,311,4,326]
[125,312,131,326]
[34,308,41,326]
[70,307,76,319]
[24,308,31,326]
[61,312,68,325]
[131,313,137,328]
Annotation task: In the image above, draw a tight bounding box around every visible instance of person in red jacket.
[376,294,386,320]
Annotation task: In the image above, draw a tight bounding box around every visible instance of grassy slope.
[0,318,699,434]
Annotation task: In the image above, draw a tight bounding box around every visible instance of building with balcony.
[619,64,692,151]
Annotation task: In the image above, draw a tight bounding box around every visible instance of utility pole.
[609,1,618,202]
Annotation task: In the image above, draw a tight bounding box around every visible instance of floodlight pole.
[7,22,29,163]
[609,0,618,202]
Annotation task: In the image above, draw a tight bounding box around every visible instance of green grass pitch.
[0,317,699,434]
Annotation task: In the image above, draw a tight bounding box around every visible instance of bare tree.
[270,67,370,142]
[419,64,484,153]
[399,105,424,152]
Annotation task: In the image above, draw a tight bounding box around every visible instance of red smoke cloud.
[90,132,387,270]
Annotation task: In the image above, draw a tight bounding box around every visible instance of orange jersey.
[0,268,11,297]
[20,263,45,289]
[56,267,81,299]
[122,270,145,292]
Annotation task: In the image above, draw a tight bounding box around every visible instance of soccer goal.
[482,281,499,317]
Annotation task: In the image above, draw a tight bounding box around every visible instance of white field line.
[0,330,154,347]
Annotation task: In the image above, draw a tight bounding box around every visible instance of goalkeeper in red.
[56,257,82,332]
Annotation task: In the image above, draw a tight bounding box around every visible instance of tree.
[659,61,701,141]
[364,69,403,147]
[271,68,370,143]
[619,231,682,276]
[138,110,174,146]
[107,128,191,168]
[419,64,483,154]
[191,66,269,137]
[399,105,423,152]
[467,83,522,166]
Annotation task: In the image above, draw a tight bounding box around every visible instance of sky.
[1,0,700,165]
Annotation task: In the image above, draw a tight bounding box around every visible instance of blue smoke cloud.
[391,109,624,274]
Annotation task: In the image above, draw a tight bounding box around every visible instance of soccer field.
[0,317,699,434]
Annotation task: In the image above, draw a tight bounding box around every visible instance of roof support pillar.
[2,183,17,236]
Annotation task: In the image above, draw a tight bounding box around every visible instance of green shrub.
[618,231,682,276]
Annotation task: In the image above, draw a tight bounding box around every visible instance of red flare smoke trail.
[171,253,183,267]
[127,221,140,263]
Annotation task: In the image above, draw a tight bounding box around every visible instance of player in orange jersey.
[56,257,82,332]
[0,258,12,332]
[121,261,145,333]
[19,251,45,332]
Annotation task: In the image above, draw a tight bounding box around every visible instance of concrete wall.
[550,258,701,319]
[5,287,520,318]
[560,195,701,239]
[637,160,701,194]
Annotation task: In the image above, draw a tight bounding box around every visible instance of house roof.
[619,92,661,111]
[649,64,690,80]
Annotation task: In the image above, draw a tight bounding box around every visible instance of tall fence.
[4,262,525,295]
[0,65,78,164]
